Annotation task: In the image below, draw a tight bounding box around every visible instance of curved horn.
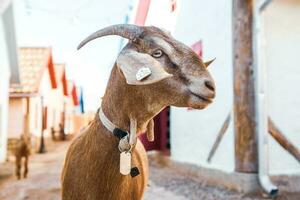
[77,24,143,50]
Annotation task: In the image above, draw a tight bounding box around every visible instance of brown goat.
[14,135,30,179]
[61,24,216,200]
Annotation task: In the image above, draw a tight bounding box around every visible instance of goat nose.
[204,80,215,92]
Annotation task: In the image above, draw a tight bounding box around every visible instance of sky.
[13,0,135,111]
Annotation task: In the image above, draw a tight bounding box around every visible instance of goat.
[14,135,30,179]
[61,24,216,200]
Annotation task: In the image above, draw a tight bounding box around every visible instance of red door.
[139,107,170,154]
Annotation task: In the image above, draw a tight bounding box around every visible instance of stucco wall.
[169,0,300,175]
[64,96,75,134]
[0,10,10,162]
[28,96,42,137]
[8,96,44,139]
[8,98,25,138]
[169,0,234,172]
[264,0,300,174]
[142,0,235,172]
[49,84,65,129]
[145,0,178,32]
[0,68,10,163]
[39,69,56,137]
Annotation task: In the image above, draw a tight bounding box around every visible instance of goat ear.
[204,58,216,68]
[116,50,172,85]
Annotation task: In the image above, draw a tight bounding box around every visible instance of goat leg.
[23,156,28,178]
[15,156,21,180]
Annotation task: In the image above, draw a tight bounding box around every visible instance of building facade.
[8,47,57,151]
[64,81,83,135]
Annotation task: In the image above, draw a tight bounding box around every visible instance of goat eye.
[152,49,163,58]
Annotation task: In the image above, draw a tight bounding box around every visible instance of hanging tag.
[136,67,152,81]
[120,152,131,175]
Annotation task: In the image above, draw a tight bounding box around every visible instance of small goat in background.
[14,135,30,179]
[62,24,216,200]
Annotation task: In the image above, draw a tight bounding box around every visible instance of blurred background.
[0,0,299,199]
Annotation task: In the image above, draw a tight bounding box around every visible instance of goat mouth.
[189,91,213,103]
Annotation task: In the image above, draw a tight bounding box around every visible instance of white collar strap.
[99,107,132,152]
[99,107,116,133]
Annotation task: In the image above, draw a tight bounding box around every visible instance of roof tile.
[10,47,51,94]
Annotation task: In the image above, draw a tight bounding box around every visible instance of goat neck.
[101,64,165,136]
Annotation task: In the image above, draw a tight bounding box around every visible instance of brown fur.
[14,135,30,179]
[61,25,215,200]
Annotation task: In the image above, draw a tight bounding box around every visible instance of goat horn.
[204,58,216,68]
[77,24,143,50]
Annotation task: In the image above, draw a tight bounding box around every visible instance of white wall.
[29,96,42,137]
[131,0,234,171]
[145,0,300,175]
[0,75,10,162]
[8,98,25,138]
[145,0,178,32]
[170,0,300,175]
[0,10,10,162]
[39,70,54,137]
[264,0,300,174]
[169,0,234,172]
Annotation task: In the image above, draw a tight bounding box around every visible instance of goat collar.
[99,108,137,151]
[99,107,140,177]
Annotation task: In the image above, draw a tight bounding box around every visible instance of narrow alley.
[0,141,299,200]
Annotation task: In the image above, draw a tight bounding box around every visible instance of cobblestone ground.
[0,141,299,200]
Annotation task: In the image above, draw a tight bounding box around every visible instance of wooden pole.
[207,113,231,163]
[24,97,30,140]
[38,97,46,153]
[233,0,258,173]
[268,118,300,163]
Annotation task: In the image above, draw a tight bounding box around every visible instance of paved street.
[0,141,186,200]
[0,141,299,200]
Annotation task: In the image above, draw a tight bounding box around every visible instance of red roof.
[67,80,79,106]
[10,47,57,95]
[54,63,68,96]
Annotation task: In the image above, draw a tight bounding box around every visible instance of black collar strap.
[113,128,128,140]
